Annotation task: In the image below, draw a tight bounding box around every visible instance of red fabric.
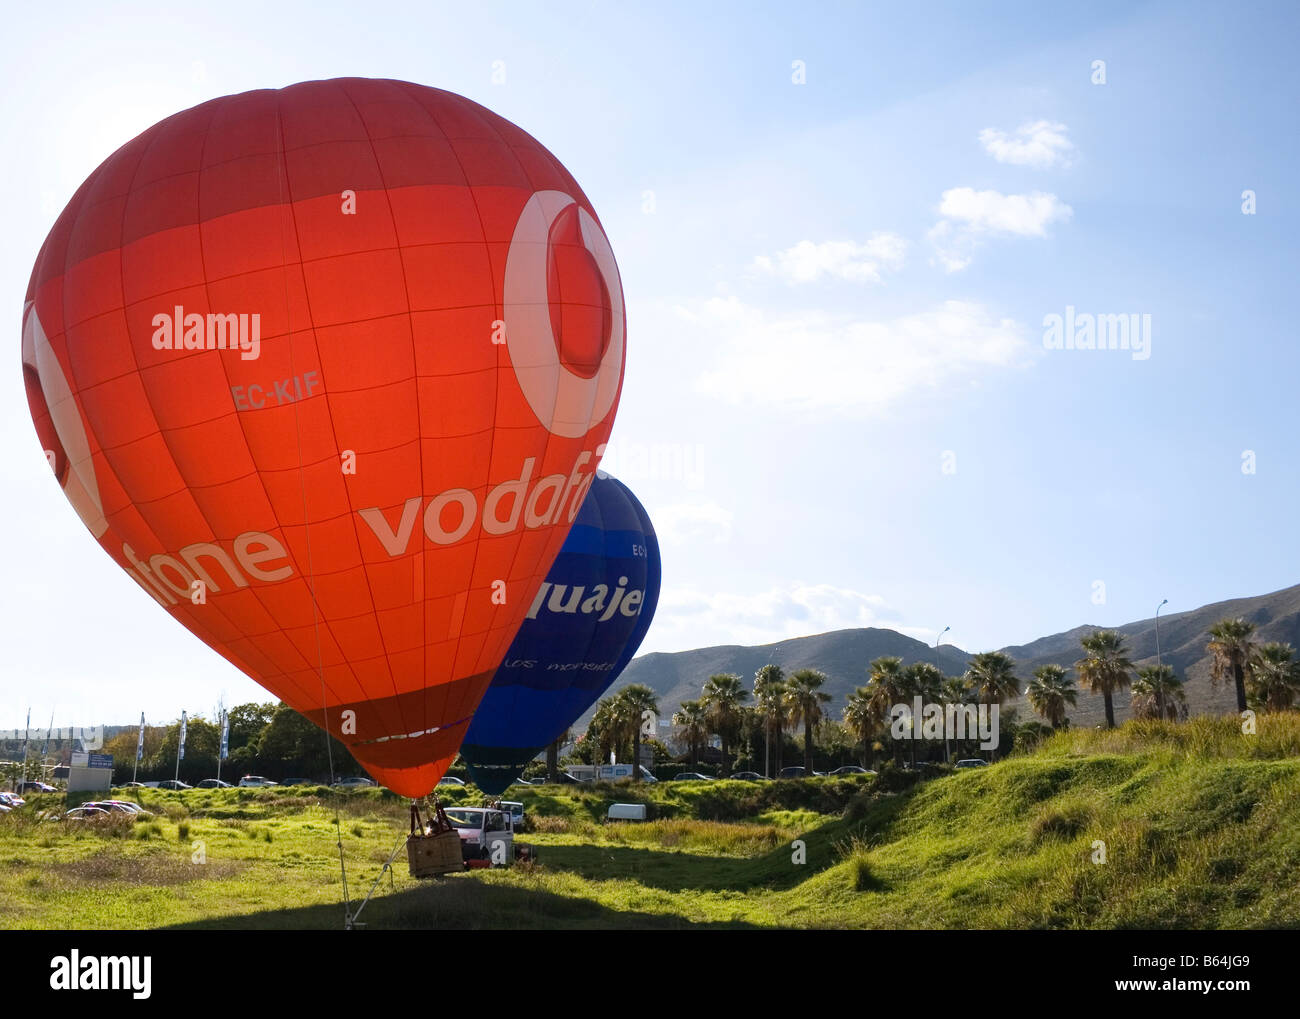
[22,78,624,796]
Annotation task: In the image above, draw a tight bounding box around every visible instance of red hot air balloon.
[21,78,625,797]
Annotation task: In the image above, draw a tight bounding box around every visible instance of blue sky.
[3,0,1299,726]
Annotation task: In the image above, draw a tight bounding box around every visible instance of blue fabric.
[461,473,660,793]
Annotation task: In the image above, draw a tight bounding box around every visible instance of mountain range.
[604,582,1300,730]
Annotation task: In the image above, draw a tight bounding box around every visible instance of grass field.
[3,715,1299,929]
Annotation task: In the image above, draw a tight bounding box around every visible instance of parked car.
[81,801,139,815]
[829,765,873,775]
[551,772,583,785]
[238,776,278,787]
[730,771,766,781]
[196,779,232,788]
[332,777,376,788]
[0,792,25,808]
[778,766,808,779]
[671,772,713,782]
[157,780,193,790]
[97,800,151,815]
[279,777,314,786]
[65,806,110,821]
[17,781,56,794]
[119,782,148,788]
[954,759,988,769]
[435,776,466,787]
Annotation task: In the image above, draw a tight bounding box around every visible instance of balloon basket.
[406,799,464,878]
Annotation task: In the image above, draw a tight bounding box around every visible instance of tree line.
[96,702,362,784]
[578,616,1300,779]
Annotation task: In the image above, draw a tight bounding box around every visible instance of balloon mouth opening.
[350,717,470,747]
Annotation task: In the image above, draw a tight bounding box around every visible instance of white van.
[499,801,525,831]
[443,806,514,864]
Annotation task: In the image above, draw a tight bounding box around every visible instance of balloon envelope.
[461,472,660,794]
[22,78,625,797]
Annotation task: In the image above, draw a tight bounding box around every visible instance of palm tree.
[588,697,621,762]
[786,669,832,773]
[1247,642,1300,712]
[701,673,749,777]
[965,651,1020,705]
[964,651,1019,758]
[672,700,709,770]
[1207,617,1258,712]
[1131,665,1186,721]
[865,656,907,764]
[545,728,571,782]
[843,688,878,768]
[615,685,658,781]
[1075,630,1134,728]
[753,665,787,777]
[1025,664,1077,729]
[939,675,972,760]
[900,662,943,765]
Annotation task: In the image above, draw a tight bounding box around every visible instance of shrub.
[1030,805,1090,844]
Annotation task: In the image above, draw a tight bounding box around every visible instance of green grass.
[3,715,1298,929]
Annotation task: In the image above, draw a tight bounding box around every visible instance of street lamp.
[1155,599,1168,667]
[935,626,951,762]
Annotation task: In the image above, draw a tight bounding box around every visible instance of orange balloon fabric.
[22,78,625,796]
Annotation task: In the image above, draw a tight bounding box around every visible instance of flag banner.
[219,711,229,761]
[178,712,187,762]
[136,714,145,762]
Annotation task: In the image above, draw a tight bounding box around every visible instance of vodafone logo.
[504,190,625,438]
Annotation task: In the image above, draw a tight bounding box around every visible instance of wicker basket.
[407,829,464,877]
[406,800,465,878]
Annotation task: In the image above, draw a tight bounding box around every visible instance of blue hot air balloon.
[461,472,660,794]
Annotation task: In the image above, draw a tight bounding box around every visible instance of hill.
[601,627,971,728]
[612,583,1300,727]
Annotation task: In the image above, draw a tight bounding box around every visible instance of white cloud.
[926,220,972,273]
[928,188,1072,272]
[979,120,1074,168]
[654,501,733,544]
[752,234,907,284]
[937,188,1072,236]
[651,582,894,649]
[685,296,1032,415]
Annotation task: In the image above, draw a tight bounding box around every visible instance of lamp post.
[1154,599,1169,720]
[1155,599,1168,667]
[935,626,951,762]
